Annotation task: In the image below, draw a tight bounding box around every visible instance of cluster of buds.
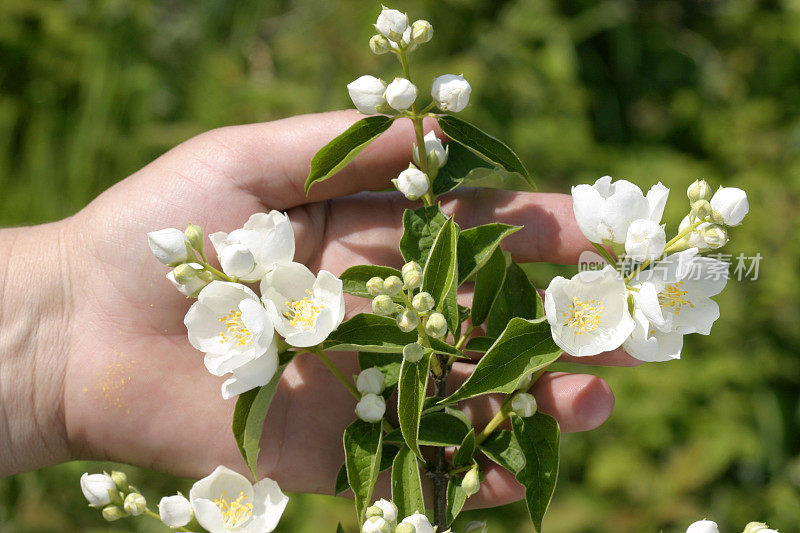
[686,519,779,533]
[147,224,216,297]
[361,498,437,533]
[675,179,749,251]
[355,367,388,423]
[80,471,147,523]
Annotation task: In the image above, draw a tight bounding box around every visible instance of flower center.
[659,282,694,315]
[219,310,253,346]
[563,297,605,334]
[213,490,253,528]
[284,290,324,331]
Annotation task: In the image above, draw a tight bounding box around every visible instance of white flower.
[362,516,392,533]
[347,76,388,115]
[159,494,194,527]
[511,392,538,417]
[623,299,684,363]
[209,211,295,282]
[185,281,279,399]
[400,513,435,533]
[392,166,429,200]
[190,466,288,533]
[686,520,719,533]
[260,262,345,347]
[384,78,418,111]
[124,493,147,516]
[544,265,634,357]
[431,74,471,112]
[571,176,669,244]
[744,523,778,533]
[710,186,749,226]
[375,7,408,40]
[357,367,386,395]
[168,263,211,297]
[413,131,448,169]
[355,393,386,423]
[148,228,193,266]
[677,215,714,251]
[629,249,728,336]
[625,218,666,261]
[80,473,117,507]
[372,499,398,525]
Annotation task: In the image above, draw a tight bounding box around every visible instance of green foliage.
[400,205,448,265]
[340,265,403,301]
[385,410,472,447]
[456,223,521,283]
[471,247,508,326]
[446,477,468,526]
[397,352,432,459]
[391,447,425,520]
[421,216,460,334]
[453,429,477,468]
[487,260,545,338]
[343,419,383,522]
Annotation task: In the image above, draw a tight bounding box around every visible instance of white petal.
[246,478,289,533]
[192,498,227,533]
[221,348,279,399]
[190,466,253,504]
[571,184,604,243]
[646,182,670,223]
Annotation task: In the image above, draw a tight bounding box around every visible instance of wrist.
[0,220,73,475]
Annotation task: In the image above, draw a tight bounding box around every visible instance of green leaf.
[437,115,534,190]
[385,410,472,447]
[444,318,560,404]
[511,413,561,532]
[400,205,448,264]
[343,419,383,521]
[446,477,467,526]
[358,352,403,394]
[232,363,287,479]
[457,223,520,283]
[487,261,545,338]
[337,523,346,533]
[463,336,496,353]
[422,217,460,335]
[432,142,493,195]
[479,430,525,474]
[471,247,507,326]
[391,446,425,519]
[397,351,432,459]
[453,428,477,468]
[340,265,403,300]
[305,116,394,194]
[335,443,400,496]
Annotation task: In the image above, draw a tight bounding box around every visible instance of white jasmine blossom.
[372,499,398,525]
[362,516,392,533]
[544,265,634,357]
[357,367,386,395]
[260,262,345,348]
[622,299,684,362]
[348,76,388,115]
[400,513,435,533]
[511,392,538,417]
[384,78,418,111]
[685,520,719,533]
[80,473,117,507]
[393,165,430,200]
[356,393,386,423]
[413,131,448,169]
[168,262,212,297]
[148,228,193,266]
[571,176,669,244]
[190,466,288,533]
[431,74,471,112]
[375,7,409,40]
[209,211,295,282]
[185,281,279,399]
[159,494,194,528]
[625,218,666,261]
[710,186,749,226]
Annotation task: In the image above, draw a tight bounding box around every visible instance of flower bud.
[355,393,386,423]
[403,342,426,363]
[80,473,118,507]
[401,262,423,290]
[710,186,749,226]
[384,77,418,111]
[413,131,448,170]
[372,295,396,316]
[167,263,212,298]
[685,520,719,533]
[461,466,481,497]
[687,179,711,202]
[372,498,398,525]
[158,494,193,528]
[219,243,256,278]
[395,524,416,533]
[375,7,409,41]
[369,34,392,55]
[412,292,435,313]
[464,521,489,533]
[365,505,384,519]
[624,218,666,262]
[367,276,385,296]
[357,367,386,395]
[690,199,713,220]
[516,372,535,391]
[102,505,126,522]
[362,516,392,533]
[396,309,420,333]
[425,312,447,339]
[123,493,147,516]
[400,513,435,533]
[393,165,429,200]
[411,20,433,44]
[701,224,728,249]
[347,75,387,115]
[110,470,129,492]
[431,74,471,112]
[147,228,193,266]
[511,392,538,417]
[743,522,777,533]
[383,275,404,296]
[184,223,204,252]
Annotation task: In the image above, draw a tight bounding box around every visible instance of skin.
[0,110,638,508]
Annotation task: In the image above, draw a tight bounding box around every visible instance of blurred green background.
[1,0,798,531]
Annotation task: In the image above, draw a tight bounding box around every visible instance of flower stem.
[475,397,514,446]
[145,508,192,532]
[591,242,617,266]
[199,261,235,282]
[310,346,360,400]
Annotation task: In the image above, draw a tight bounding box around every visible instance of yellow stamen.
[218,310,253,346]
[213,490,253,527]
[563,297,605,335]
[659,282,694,315]
[284,289,324,331]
